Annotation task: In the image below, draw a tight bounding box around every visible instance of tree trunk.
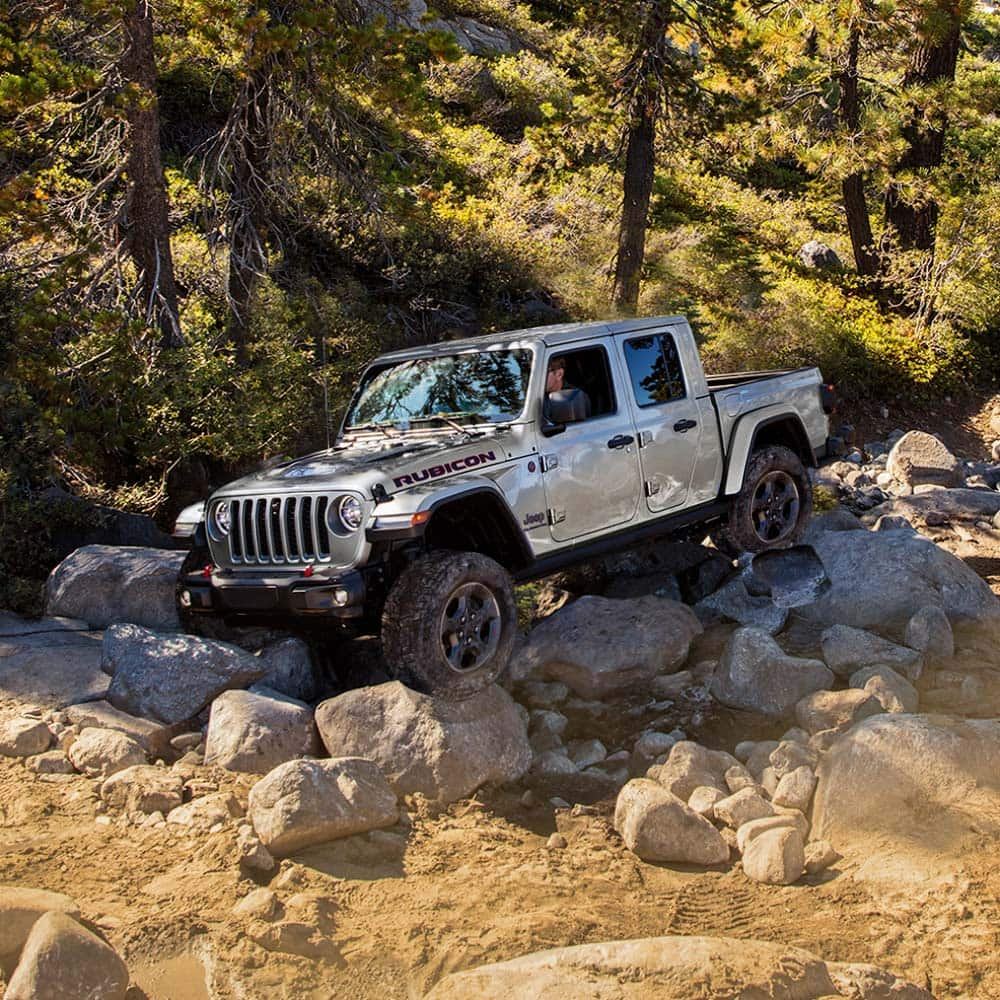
[121,0,183,349]
[882,15,961,254]
[612,107,656,315]
[226,61,272,366]
[838,24,879,277]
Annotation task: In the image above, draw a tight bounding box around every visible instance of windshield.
[345,349,534,428]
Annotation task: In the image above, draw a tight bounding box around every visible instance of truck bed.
[705,368,809,392]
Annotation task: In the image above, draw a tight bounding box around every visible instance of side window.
[624,333,687,408]
[544,346,616,423]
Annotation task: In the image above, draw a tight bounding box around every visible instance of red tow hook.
[202,564,214,578]
[304,564,314,578]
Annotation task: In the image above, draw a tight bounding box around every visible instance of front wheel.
[711,445,812,556]
[381,551,517,701]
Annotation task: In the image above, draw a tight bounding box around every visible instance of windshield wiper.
[343,421,400,438]
[412,412,484,438]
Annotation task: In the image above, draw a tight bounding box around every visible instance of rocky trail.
[3,428,1000,997]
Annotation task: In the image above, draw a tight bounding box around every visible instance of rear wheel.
[381,550,517,701]
[712,445,812,556]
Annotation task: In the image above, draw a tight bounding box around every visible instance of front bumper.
[178,568,367,619]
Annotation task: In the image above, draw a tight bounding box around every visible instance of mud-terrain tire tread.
[382,550,517,701]
[711,445,813,556]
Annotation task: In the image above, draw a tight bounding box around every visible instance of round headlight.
[335,495,363,533]
[211,500,231,538]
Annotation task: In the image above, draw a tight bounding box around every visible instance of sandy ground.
[3,636,1000,1000]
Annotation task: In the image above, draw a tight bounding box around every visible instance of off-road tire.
[711,445,812,556]
[381,550,517,701]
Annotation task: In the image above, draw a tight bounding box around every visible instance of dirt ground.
[4,620,1000,1000]
[3,738,1000,1000]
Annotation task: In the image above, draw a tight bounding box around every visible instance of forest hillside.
[2,0,999,609]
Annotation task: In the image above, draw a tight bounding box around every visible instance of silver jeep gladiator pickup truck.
[174,315,834,698]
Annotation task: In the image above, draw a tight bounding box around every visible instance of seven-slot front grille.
[226,495,337,565]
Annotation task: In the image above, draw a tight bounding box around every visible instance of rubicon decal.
[393,451,497,488]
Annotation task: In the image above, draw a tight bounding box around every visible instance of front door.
[617,330,703,512]
[538,343,642,541]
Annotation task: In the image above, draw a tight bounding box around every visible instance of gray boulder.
[104,624,265,725]
[713,788,774,829]
[4,911,128,1000]
[0,628,107,712]
[905,605,954,658]
[710,628,833,719]
[648,741,740,800]
[517,596,702,698]
[248,757,398,856]
[45,545,185,631]
[886,431,963,487]
[797,240,843,271]
[424,935,927,1000]
[695,579,787,635]
[813,714,1000,870]
[819,625,923,681]
[801,507,866,545]
[613,779,729,864]
[64,700,178,759]
[204,688,319,774]
[794,529,1000,637]
[256,638,319,703]
[315,681,531,804]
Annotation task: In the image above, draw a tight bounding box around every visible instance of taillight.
[820,384,836,415]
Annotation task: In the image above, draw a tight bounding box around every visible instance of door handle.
[607,434,635,450]
[673,419,697,433]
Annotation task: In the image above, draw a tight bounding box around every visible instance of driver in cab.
[544,355,591,423]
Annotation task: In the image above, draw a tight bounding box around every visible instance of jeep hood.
[215,433,507,498]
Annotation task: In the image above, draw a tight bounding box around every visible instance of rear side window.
[624,333,687,408]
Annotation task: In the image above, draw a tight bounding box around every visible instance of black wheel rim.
[750,471,801,544]
[439,582,502,674]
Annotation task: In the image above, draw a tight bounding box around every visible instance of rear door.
[538,341,642,541]
[616,329,704,512]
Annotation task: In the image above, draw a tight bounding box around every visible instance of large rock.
[103,624,265,725]
[886,431,963,487]
[614,779,728,865]
[100,765,184,815]
[813,714,1000,872]
[904,605,954,658]
[315,682,530,804]
[425,935,928,999]
[0,718,51,757]
[4,910,128,1000]
[820,625,923,680]
[648,741,740,800]
[742,827,805,885]
[695,579,787,635]
[797,240,843,271]
[248,757,398,856]
[795,689,882,735]
[204,688,319,774]
[515,596,701,698]
[0,886,80,967]
[794,529,1000,637]
[256,638,319,704]
[849,666,918,714]
[64,700,178,758]
[0,629,107,712]
[45,545,185,631]
[710,628,833,719]
[67,727,146,778]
